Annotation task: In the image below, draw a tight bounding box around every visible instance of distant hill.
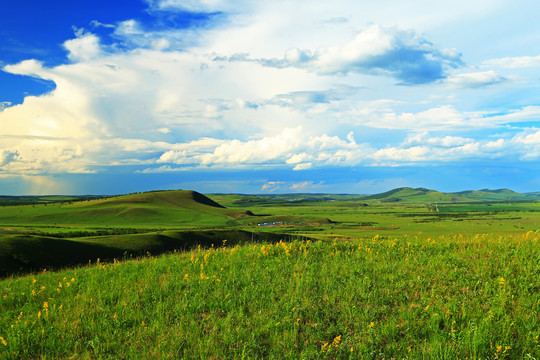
[0,195,105,205]
[214,187,540,206]
[362,187,540,203]
[361,187,468,203]
[453,188,535,201]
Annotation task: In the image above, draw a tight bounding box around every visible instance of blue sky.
[2,0,540,195]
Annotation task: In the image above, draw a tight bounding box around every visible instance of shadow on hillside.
[0,230,299,278]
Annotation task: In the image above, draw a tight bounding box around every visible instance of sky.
[2,0,540,195]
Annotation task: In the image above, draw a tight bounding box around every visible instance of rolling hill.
[0,190,249,227]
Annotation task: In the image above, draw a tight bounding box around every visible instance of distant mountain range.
[223,187,540,204]
[360,187,540,203]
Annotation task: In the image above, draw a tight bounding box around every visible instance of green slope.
[0,190,249,228]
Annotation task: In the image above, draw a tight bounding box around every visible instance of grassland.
[1,188,539,358]
[1,233,539,359]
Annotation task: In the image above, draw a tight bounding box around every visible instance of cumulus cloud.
[63,32,102,62]
[151,126,532,170]
[218,25,463,84]
[155,127,367,169]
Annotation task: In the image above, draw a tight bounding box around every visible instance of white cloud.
[373,146,430,162]
[151,38,171,51]
[445,70,506,88]
[484,55,540,69]
[3,59,51,79]
[199,127,304,165]
[290,181,313,190]
[136,165,188,173]
[261,181,284,191]
[405,132,474,147]
[90,20,115,29]
[514,130,540,145]
[157,127,172,134]
[293,163,313,171]
[63,32,102,62]
[356,105,469,130]
[286,153,312,164]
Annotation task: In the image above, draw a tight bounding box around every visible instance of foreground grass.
[1,232,539,359]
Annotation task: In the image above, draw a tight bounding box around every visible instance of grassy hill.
[0,190,248,228]
[453,188,536,201]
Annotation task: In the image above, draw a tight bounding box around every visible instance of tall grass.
[1,232,539,359]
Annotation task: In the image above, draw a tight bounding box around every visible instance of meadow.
[1,188,539,358]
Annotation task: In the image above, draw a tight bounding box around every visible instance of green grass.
[1,232,539,359]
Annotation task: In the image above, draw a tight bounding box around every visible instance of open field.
[1,188,539,358]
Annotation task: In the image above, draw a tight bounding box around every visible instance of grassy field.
[0,189,539,358]
[1,233,539,359]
